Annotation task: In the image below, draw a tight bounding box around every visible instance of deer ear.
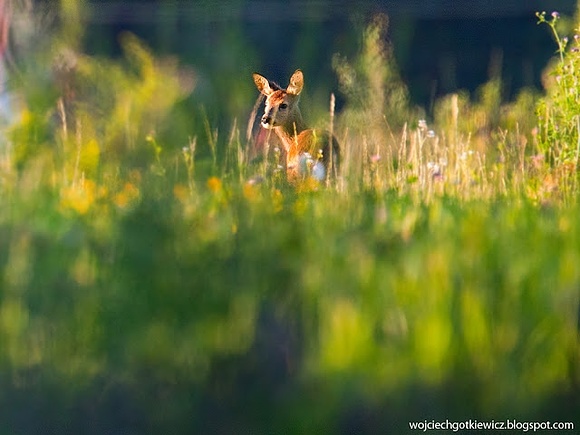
[287,69,304,96]
[253,73,274,96]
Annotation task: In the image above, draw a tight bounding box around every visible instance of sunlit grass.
[0,3,579,433]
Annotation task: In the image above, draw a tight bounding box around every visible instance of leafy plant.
[536,11,580,167]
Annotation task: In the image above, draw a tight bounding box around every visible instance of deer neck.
[273,108,308,154]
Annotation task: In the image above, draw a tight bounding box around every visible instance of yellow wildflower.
[173,183,189,202]
[243,182,260,203]
[207,176,222,193]
[60,179,97,215]
[114,182,140,208]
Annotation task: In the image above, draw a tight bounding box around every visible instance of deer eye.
[279,103,288,110]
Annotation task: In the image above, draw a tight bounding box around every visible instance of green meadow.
[0,3,579,433]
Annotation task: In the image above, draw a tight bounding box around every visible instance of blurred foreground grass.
[1,170,579,433]
[0,3,579,434]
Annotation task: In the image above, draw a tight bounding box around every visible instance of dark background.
[78,0,577,109]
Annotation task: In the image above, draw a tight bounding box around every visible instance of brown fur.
[253,69,340,181]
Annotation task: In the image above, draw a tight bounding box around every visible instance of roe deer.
[252,69,340,182]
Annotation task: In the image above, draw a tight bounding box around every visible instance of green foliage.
[536,11,580,166]
[0,3,579,434]
[333,14,412,132]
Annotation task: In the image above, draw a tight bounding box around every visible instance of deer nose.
[261,114,272,125]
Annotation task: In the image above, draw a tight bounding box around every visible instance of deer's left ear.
[287,69,304,96]
[253,73,275,96]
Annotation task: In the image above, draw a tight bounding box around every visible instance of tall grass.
[0,3,578,433]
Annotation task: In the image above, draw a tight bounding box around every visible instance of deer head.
[252,69,304,132]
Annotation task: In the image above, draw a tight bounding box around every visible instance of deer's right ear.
[253,73,273,96]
